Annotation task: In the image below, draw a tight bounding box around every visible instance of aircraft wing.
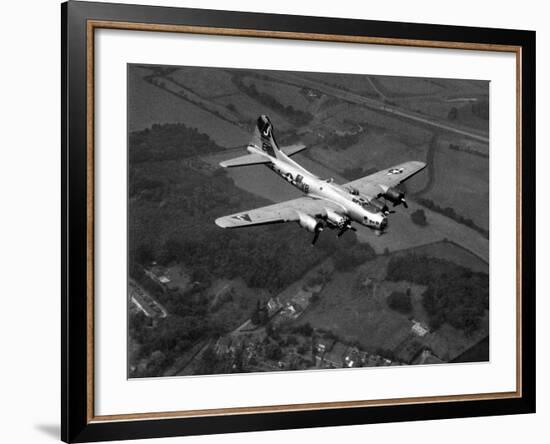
[215,196,341,229]
[344,161,426,196]
[219,153,269,168]
[281,143,307,157]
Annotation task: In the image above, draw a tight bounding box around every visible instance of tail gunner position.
[215,115,426,245]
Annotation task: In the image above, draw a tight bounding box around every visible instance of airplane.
[215,115,426,245]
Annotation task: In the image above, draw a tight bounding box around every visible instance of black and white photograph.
[0,0,544,441]
[127,64,490,378]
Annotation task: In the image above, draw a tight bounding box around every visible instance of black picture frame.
[62,1,536,442]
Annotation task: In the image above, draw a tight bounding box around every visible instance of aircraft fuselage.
[247,145,387,231]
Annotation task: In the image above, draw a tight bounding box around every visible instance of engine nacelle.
[298,213,323,233]
[369,198,390,214]
[381,187,405,206]
[324,209,347,229]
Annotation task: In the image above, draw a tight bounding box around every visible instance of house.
[158,275,171,284]
[144,266,171,286]
[411,320,430,337]
[214,336,234,356]
[343,347,363,368]
[315,337,335,354]
[279,302,301,320]
[266,297,283,316]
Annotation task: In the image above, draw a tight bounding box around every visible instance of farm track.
[264,72,489,144]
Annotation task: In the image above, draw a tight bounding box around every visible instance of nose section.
[380,215,388,230]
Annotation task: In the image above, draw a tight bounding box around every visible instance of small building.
[266,297,283,316]
[315,337,335,354]
[280,302,301,320]
[158,275,171,284]
[215,337,234,356]
[411,320,430,337]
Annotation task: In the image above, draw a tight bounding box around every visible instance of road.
[267,72,489,144]
[366,76,388,101]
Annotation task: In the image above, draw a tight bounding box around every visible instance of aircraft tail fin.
[251,115,283,159]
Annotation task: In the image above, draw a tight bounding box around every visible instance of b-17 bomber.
[215,115,426,245]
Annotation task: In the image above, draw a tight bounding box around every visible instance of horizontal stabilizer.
[281,143,307,157]
[219,153,269,168]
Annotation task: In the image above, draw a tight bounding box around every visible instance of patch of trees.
[232,76,313,126]
[447,107,458,121]
[410,209,428,226]
[128,147,379,376]
[130,160,375,293]
[386,255,489,334]
[471,99,489,120]
[129,123,223,164]
[251,300,269,326]
[127,164,340,373]
[448,143,489,159]
[291,322,314,337]
[387,290,413,314]
[129,312,212,378]
[417,197,488,239]
[193,346,231,375]
[265,343,283,361]
[332,240,376,272]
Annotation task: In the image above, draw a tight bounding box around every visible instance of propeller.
[337,222,356,238]
[311,225,324,246]
[401,198,408,209]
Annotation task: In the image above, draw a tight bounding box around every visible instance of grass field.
[248,78,312,112]
[296,71,380,97]
[374,76,488,98]
[422,141,489,230]
[298,259,418,352]
[297,243,488,362]
[169,67,238,98]
[129,68,248,146]
[393,240,488,273]
[397,97,489,131]
[372,76,445,97]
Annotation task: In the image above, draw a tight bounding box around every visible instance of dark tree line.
[129,123,223,164]
[417,197,488,239]
[386,255,488,334]
[232,76,313,127]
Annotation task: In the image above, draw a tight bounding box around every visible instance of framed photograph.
[62,1,535,442]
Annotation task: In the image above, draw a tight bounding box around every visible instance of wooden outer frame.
[62,1,536,442]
